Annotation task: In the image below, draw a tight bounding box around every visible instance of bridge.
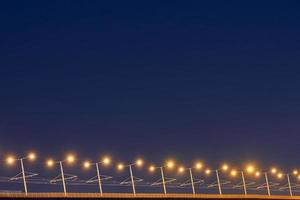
[0,193,300,199]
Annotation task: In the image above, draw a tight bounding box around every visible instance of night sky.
[1,1,300,169]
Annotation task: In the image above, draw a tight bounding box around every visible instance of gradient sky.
[1,1,300,168]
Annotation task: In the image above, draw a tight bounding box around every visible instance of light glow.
[66,155,75,163]
[230,170,237,177]
[83,161,91,169]
[166,161,175,169]
[47,159,54,167]
[136,159,143,167]
[255,171,261,177]
[102,157,111,165]
[271,167,277,174]
[277,173,283,179]
[246,165,255,174]
[178,166,185,173]
[6,156,15,165]
[195,162,203,170]
[222,164,229,171]
[118,163,124,170]
[28,153,36,160]
[205,169,211,175]
[149,165,156,172]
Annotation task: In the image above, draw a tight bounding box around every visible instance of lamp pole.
[160,167,167,195]
[20,158,28,195]
[286,174,292,196]
[59,161,67,194]
[216,170,222,195]
[189,168,195,195]
[95,163,103,195]
[241,171,247,195]
[129,164,136,195]
[264,172,271,196]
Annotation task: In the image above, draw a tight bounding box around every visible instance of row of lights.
[5,153,300,196]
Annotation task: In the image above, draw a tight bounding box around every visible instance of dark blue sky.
[1,1,300,168]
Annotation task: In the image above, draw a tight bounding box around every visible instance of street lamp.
[213,163,230,195]
[6,153,36,195]
[148,160,175,195]
[83,156,111,195]
[177,161,203,195]
[46,154,76,194]
[229,168,247,195]
[117,158,143,196]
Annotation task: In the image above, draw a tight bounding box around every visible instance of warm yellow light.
[205,169,211,175]
[246,165,255,174]
[277,173,283,179]
[230,170,237,177]
[149,165,156,172]
[102,157,111,165]
[293,170,298,175]
[271,167,277,174]
[195,162,203,170]
[6,156,15,165]
[178,166,185,173]
[222,164,229,171]
[297,175,300,180]
[118,163,124,170]
[255,171,261,177]
[83,161,91,169]
[66,155,75,163]
[47,159,54,167]
[28,153,36,160]
[136,159,143,167]
[166,161,175,169]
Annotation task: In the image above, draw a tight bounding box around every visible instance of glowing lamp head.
[83,161,91,169]
[136,159,143,167]
[47,159,54,167]
[293,170,298,175]
[149,165,156,172]
[178,166,185,173]
[102,157,110,165]
[246,165,255,174]
[66,155,75,163]
[166,161,174,169]
[222,164,229,171]
[28,153,36,160]
[255,171,261,177]
[297,175,300,180]
[6,156,15,165]
[195,162,203,170]
[230,170,237,177]
[117,163,124,170]
[277,173,283,179]
[205,169,211,175]
[271,167,277,174]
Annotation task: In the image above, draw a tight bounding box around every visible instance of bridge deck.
[0,193,299,199]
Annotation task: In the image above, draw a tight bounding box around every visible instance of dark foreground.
[0,193,299,199]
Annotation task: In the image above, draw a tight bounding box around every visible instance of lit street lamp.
[46,154,75,194]
[6,153,36,195]
[177,161,203,195]
[83,156,111,195]
[117,159,143,195]
[148,160,175,195]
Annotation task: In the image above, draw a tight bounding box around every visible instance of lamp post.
[83,156,111,195]
[6,153,36,195]
[117,159,143,196]
[177,162,203,195]
[46,154,75,194]
[213,164,229,195]
[149,160,175,195]
[229,169,247,195]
